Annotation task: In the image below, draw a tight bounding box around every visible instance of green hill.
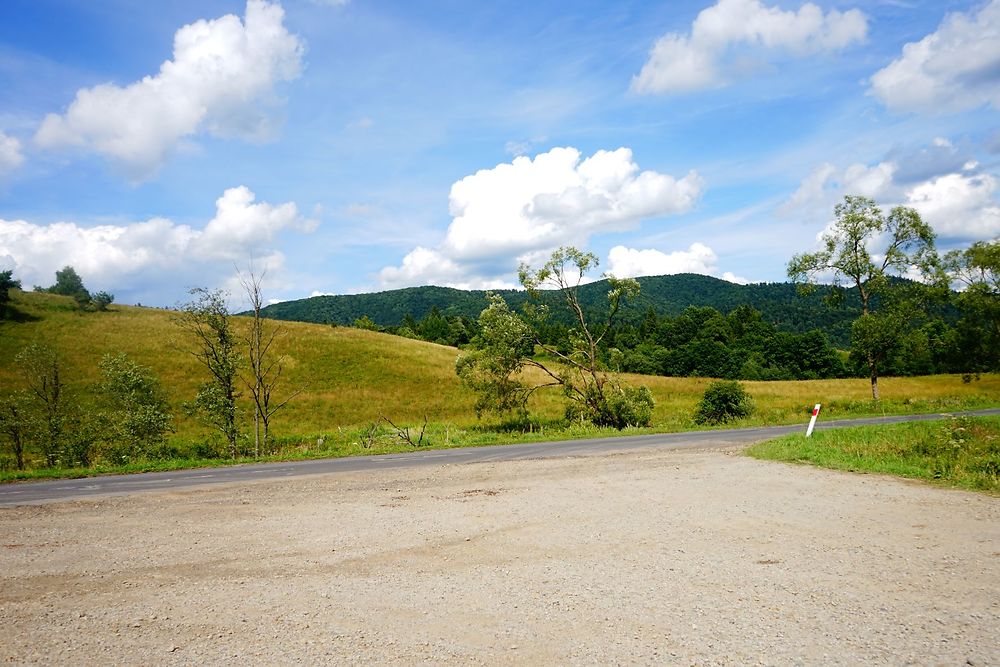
[258,274,864,347]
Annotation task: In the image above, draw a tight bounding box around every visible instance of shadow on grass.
[1,306,41,323]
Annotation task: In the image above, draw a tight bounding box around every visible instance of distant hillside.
[258,274,866,347]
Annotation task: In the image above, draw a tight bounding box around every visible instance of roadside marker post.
[806,403,821,437]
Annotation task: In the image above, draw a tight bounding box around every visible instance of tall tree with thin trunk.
[15,342,66,466]
[238,267,298,457]
[0,392,30,470]
[787,195,939,401]
[176,288,241,457]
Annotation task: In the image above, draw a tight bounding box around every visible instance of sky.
[0,0,998,308]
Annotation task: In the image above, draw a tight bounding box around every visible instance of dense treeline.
[259,274,871,348]
[367,296,990,381]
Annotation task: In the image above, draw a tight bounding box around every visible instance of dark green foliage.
[92,291,114,311]
[0,269,21,319]
[45,266,91,306]
[694,380,754,425]
[255,274,870,348]
[945,240,1000,373]
[614,304,845,380]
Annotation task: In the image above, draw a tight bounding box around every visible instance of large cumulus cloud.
[377,146,704,289]
[35,1,304,179]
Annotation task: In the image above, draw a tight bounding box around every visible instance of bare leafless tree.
[238,267,299,457]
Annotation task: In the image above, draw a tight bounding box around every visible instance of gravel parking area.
[1,446,998,665]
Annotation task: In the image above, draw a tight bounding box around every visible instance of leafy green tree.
[47,266,91,304]
[92,291,115,311]
[176,288,241,457]
[0,392,31,470]
[945,240,999,372]
[788,195,939,401]
[0,269,21,319]
[457,247,653,429]
[418,306,451,343]
[455,294,541,419]
[15,342,67,466]
[98,353,173,462]
[353,315,380,331]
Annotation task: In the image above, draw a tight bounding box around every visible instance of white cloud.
[782,161,896,218]
[378,146,704,289]
[632,0,867,94]
[870,0,1000,113]
[784,150,1000,242]
[0,186,315,303]
[0,131,24,176]
[606,243,748,283]
[905,173,1000,239]
[34,0,303,179]
[377,247,517,291]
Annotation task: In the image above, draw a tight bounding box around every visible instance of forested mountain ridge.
[258,273,866,347]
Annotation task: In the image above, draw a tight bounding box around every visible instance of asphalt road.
[3,409,998,507]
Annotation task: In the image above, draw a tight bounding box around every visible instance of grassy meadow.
[746,415,1000,494]
[2,289,999,479]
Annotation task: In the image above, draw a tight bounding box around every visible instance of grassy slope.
[746,416,1000,494]
[1,290,998,474]
[0,291,478,438]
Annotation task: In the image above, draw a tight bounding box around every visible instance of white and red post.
[806,403,821,437]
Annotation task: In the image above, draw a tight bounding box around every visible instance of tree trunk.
[870,373,879,402]
[253,401,260,458]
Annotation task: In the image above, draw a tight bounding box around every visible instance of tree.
[353,315,380,331]
[944,240,1000,372]
[0,392,31,470]
[239,268,298,457]
[788,195,938,401]
[457,246,654,429]
[455,294,540,419]
[98,353,173,462]
[15,342,67,466]
[0,269,21,319]
[176,288,241,457]
[47,266,91,304]
[92,291,115,311]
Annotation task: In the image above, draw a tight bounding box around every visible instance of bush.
[694,380,753,425]
[566,384,655,429]
[605,386,654,428]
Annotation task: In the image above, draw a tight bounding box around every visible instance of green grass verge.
[745,415,1000,494]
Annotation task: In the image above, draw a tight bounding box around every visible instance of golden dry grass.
[2,290,998,445]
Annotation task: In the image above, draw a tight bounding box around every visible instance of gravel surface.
[1,446,998,665]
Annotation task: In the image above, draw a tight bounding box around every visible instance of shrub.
[605,386,654,428]
[694,380,753,425]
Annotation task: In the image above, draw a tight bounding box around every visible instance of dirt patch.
[1,448,997,665]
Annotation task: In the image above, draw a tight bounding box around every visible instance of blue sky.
[0,0,997,307]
